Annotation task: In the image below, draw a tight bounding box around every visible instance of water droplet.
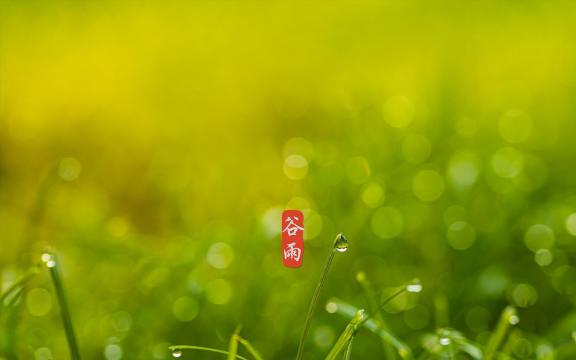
[406,284,422,293]
[439,337,451,346]
[172,350,182,358]
[333,233,348,252]
[406,279,422,293]
[509,315,520,325]
[41,253,56,268]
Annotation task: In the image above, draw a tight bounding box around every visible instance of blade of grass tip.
[236,336,265,360]
[325,309,365,360]
[296,233,348,360]
[228,325,242,360]
[42,252,81,360]
[169,345,249,360]
[355,271,396,360]
[360,286,407,327]
[327,297,413,359]
[485,306,518,360]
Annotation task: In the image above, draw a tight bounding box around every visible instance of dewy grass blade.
[325,309,364,360]
[325,280,421,359]
[435,328,483,359]
[485,306,518,360]
[355,271,396,360]
[42,252,82,360]
[296,233,348,360]
[327,297,413,359]
[360,287,407,327]
[169,345,249,360]
[170,326,264,360]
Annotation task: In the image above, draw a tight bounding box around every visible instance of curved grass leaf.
[325,309,364,360]
[327,297,413,359]
[169,345,249,360]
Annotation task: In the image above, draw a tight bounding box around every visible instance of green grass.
[295,233,348,360]
[42,251,82,360]
[166,234,422,360]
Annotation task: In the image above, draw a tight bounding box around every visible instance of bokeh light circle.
[412,170,445,202]
[371,206,404,239]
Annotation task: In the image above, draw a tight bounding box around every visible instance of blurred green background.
[2,0,576,359]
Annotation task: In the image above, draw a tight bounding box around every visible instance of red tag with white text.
[282,210,304,268]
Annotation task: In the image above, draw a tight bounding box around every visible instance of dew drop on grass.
[171,350,182,358]
[406,279,422,293]
[41,253,56,268]
[509,314,520,325]
[333,233,348,252]
[439,337,451,346]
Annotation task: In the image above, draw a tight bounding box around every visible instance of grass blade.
[5,166,57,358]
[343,335,355,360]
[0,266,39,310]
[325,309,364,360]
[421,329,483,359]
[355,271,396,359]
[42,252,81,360]
[236,336,264,360]
[485,306,518,360]
[228,326,242,360]
[296,233,348,360]
[169,345,249,360]
[172,325,263,360]
[327,297,413,359]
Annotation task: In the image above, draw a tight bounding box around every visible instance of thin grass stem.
[228,325,242,360]
[43,252,81,360]
[328,297,413,359]
[0,267,39,309]
[485,306,518,360]
[325,310,364,360]
[355,272,396,360]
[296,233,348,360]
[358,286,407,328]
[237,336,264,360]
[343,332,356,360]
[169,345,249,360]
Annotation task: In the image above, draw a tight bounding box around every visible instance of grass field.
[2,0,576,359]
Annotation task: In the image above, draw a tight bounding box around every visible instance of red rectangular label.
[282,210,304,268]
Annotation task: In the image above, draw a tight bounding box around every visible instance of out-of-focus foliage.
[2,0,576,359]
